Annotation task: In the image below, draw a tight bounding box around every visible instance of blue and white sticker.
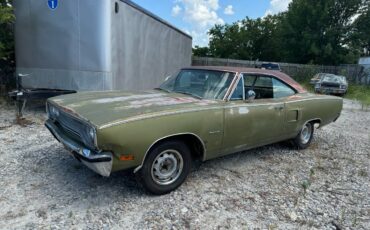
[48,0,58,10]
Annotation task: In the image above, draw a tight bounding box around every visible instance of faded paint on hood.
[49,90,221,128]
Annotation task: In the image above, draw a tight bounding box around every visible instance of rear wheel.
[292,122,314,149]
[138,141,192,195]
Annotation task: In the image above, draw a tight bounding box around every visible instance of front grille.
[56,110,87,144]
[321,82,340,88]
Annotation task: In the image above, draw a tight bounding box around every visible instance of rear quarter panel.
[285,93,343,136]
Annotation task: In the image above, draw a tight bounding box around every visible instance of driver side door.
[221,74,294,155]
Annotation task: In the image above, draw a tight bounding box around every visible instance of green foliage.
[353,2,370,56]
[208,14,284,61]
[0,0,15,89]
[345,84,370,106]
[280,0,363,65]
[192,46,211,57]
[206,0,369,65]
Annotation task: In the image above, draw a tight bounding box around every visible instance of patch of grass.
[345,84,370,107]
[300,81,315,93]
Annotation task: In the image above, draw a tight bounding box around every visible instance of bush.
[0,0,16,94]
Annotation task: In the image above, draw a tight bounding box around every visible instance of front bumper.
[45,120,112,177]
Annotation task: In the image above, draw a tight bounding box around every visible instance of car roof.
[183,66,307,93]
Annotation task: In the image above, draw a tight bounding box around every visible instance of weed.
[352,212,358,228]
[358,169,368,177]
[310,168,315,177]
[268,223,278,230]
[301,180,311,193]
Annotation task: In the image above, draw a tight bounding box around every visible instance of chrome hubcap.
[151,150,183,185]
[300,123,312,144]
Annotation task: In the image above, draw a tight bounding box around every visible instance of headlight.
[340,85,347,89]
[48,105,60,118]
[89,127,96,140]
[315,83,321,88]
[85,126,97,148]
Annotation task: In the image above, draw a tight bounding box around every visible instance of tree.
[353,2,370,56]
[279,0,363,65]
[208,14,284,61]
[0,0,15,89]
[192,46,211,57]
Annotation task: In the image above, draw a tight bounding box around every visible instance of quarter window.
[272,78,295,98]
[241,74,296,99]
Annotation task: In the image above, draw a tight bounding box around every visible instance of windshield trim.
[223,73,240,101]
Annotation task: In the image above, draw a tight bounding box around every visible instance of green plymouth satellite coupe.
[45,66,343,194]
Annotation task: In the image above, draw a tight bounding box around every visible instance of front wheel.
[138,141,192,195]
[292,122,314,149]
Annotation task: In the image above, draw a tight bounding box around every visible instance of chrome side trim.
[133,132,207,174]
[99,106,223,129]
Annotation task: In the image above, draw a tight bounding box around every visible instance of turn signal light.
[119,155,135,161]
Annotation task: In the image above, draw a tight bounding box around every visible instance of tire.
[138,140,192,195]
[292,122,314,149]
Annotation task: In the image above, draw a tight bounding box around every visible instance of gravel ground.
[0,99,369,230]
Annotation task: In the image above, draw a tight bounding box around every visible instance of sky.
[131,0,292,47]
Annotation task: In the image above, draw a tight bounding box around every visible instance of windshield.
[322,75,345,83]
[158,69,236,100]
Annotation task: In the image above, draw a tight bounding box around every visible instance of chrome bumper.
[45,120,112,177]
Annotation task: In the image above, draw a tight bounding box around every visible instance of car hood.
[49,90,221,128]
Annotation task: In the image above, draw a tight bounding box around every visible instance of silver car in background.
[314,74,348,96]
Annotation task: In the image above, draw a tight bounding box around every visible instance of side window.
[254,76,273,88]
[240,74,296,99]
[230,77,244,100]
[253,76,273,99]
[244,75,256,87]
[272,78,296,98]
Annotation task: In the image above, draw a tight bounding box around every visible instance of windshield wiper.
[154,87,171,93]
[174,91,202,99]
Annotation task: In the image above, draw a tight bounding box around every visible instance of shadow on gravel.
[34,142,296,200]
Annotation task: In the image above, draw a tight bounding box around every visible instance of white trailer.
[13,0,192,91]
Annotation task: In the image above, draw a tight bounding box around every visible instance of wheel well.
[148,134,205,162]
[309,119,321,128]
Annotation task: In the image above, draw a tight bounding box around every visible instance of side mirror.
[164,75,171,82]
[246,90,256,101]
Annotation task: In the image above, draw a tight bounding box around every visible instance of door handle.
[274,106,284,111]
